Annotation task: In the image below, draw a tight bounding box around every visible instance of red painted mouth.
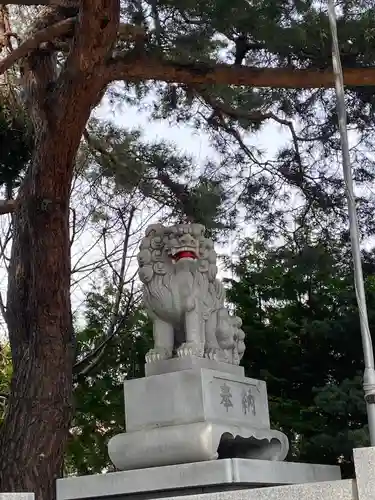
[173,250,198,261]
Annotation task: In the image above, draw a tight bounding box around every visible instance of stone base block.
[56,458,342,500]
[0,496,34,500]
[108,421,289,471]
[145,356,244,377]
[110,367,289,470]
[124,368,271,433]
[353,446,375,500]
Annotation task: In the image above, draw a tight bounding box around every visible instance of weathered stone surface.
[137,223,245,368]
[231,458,341,484]
[108,367,289,470]
[151,481,356,500]
[0,496,34,500]
[124,368,269,432]
[353,446,375,500]
[56,459,342,500]
[107,223,289,469]
[108,422,288,470]
[144,356,244,377]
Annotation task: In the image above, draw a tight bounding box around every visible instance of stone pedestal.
[56,458,342,500]
[54,445,375,500]
[57,221,350,500]
[0,496,34,500]
[108,357,289,470]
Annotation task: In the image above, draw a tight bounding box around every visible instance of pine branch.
[104,55,375,89]
[194,87,303,167]
[0,224,12,324]
[3,4,375,90]
[0,19,146,76]
[0,17,75,75]
[73,203,137,377]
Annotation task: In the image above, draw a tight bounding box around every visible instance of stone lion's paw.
[204,346,219,360]
[145,348,171,363]
[176,344,193,358]
[177,342,203,358]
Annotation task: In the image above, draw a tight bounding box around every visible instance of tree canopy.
[0,1,375,499]
[227,234,375,476]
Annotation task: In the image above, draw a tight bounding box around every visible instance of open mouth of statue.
[170,247,198,261]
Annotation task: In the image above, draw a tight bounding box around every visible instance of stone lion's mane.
[138,224,221,316]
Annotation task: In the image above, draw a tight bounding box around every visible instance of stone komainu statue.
[137,223,245,365]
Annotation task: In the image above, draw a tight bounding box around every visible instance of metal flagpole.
[327,0,375,445]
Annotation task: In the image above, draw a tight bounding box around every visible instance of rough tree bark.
[0,1,119,499]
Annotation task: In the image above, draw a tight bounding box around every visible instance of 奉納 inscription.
[242,387,256,416]
[212,376,264,424]
[220,382,233,411]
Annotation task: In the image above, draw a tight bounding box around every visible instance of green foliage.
[226,235,375,475]
[0,287,152,475]
[72,0,375,251]
[114,0,375,242]
[0,343,11,423]
[0,93,32,197]
[64,287,152,475]
[85,119,235,234]
[62,232,375,476]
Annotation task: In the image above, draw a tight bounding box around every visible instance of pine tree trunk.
[0,124,77,499]
[0,2,120,497]
[0,85,103,499]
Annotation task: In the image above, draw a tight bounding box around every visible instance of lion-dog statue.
[137,223,245,365]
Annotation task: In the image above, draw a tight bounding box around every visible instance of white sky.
[0,99,288,337]
[8,86,366,338]
[94,99,290,264]
[95,95,290,247]
[0,90,368,338]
